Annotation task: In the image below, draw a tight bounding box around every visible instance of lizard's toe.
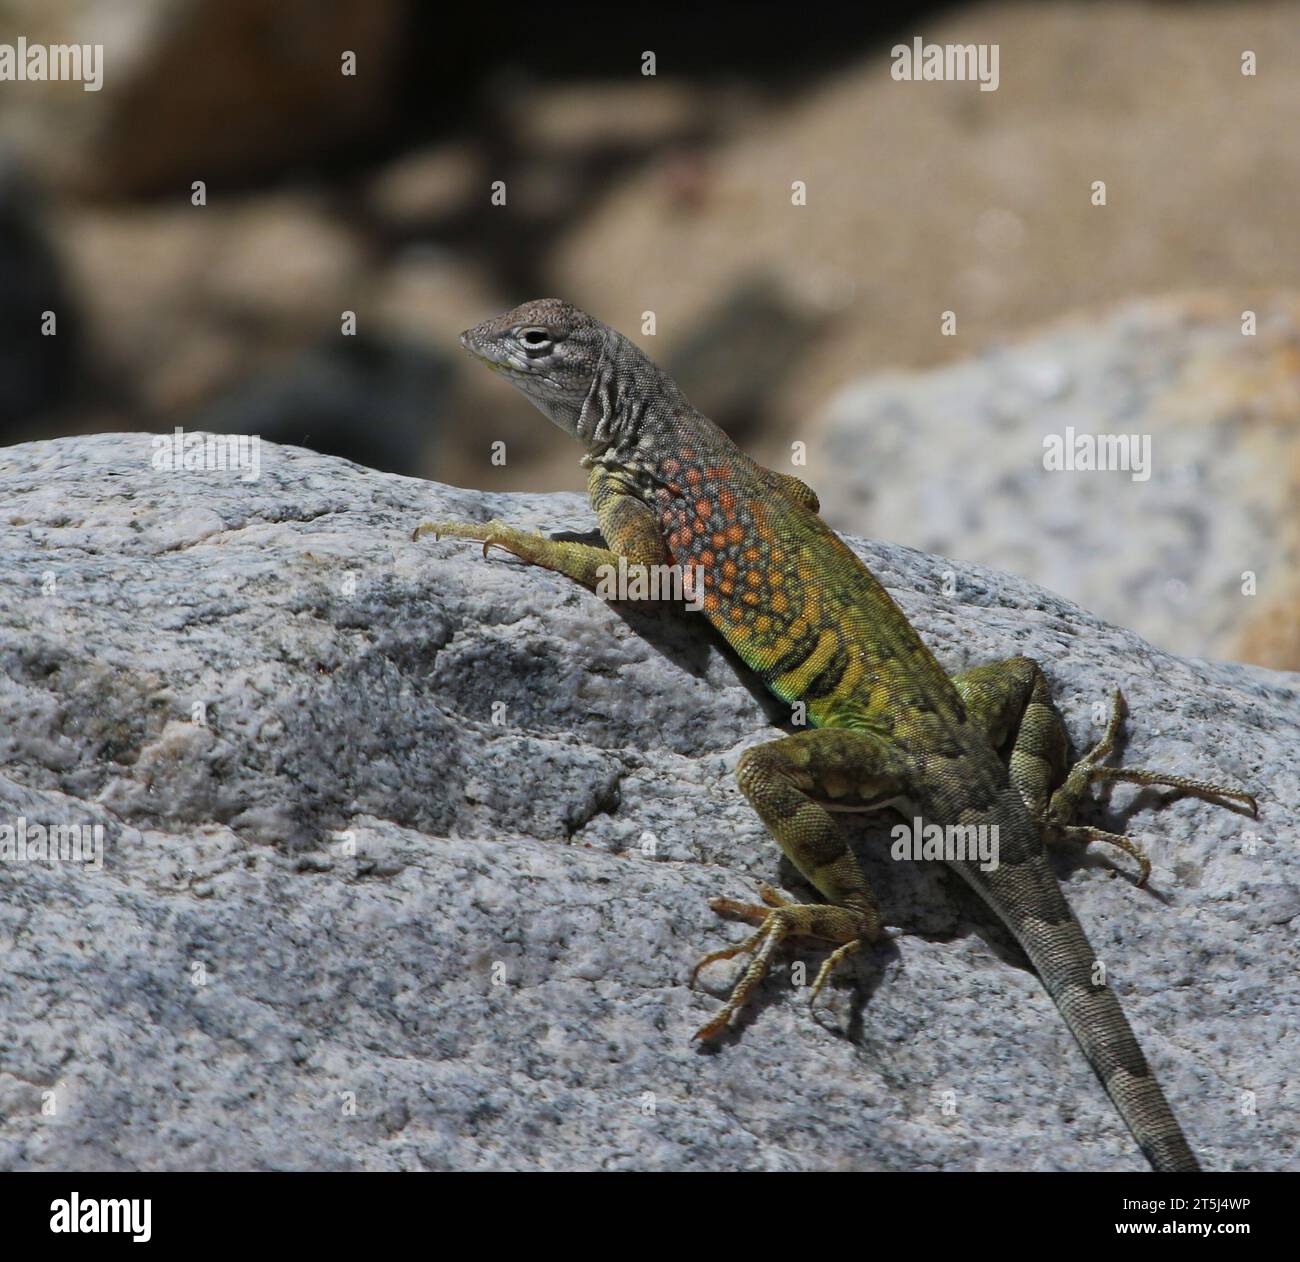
[412,518,492,543]
[413,519,533,559]
[692,1014,732,1043]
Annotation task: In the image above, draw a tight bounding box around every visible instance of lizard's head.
[460,299,606,437]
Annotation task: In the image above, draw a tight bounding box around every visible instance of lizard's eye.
[517,327,553,351]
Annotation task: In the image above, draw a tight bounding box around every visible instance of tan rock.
[53,194,364,413]
[0,0,403,198]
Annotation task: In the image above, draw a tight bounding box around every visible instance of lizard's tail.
[1013,891,1199,1171]
[969,855,1201,1172]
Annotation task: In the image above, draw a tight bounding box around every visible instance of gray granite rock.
[0,434,1295,1171]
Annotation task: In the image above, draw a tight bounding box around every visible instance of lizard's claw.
[1049,823,1153,887]
[692,1012,735,1043]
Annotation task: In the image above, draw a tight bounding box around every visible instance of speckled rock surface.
[813,295,1300,670]
[0,434,1296,1171]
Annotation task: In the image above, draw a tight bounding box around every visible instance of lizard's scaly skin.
[423,299,1257,1172]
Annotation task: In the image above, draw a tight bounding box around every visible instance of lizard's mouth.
[459,331,488,360]
[458,329,573,403]
[460,334,513,376]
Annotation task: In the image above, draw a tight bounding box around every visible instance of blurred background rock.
[2,0,1297,666]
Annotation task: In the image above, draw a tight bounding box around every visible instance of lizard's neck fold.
[575,327,684,463]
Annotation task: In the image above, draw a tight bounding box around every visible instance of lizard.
[416,298,1257,1172]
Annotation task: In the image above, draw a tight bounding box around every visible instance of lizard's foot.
[1053,823,1152,887]
[412,518,550,565]
[1044,688,1125,824]
[1049,688,1258,822]
[691,905,796,1042]
[691,890,870,1040]
[688,885,788,987]
[1044,687,1256,883]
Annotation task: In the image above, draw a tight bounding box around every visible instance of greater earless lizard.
[417,299,1256,1171]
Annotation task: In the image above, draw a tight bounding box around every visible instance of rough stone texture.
[1,435,1296,1171]
[814,295,1300,671]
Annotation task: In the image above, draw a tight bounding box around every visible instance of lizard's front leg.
[692,726,905,1040]
[414,465,669,595]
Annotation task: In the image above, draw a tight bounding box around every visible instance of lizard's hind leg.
[955,657,1157,882]
[692,728,902,1041]
[1043,688,1257,885]
[954,660,1256,886]
[952,655,1065,819]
